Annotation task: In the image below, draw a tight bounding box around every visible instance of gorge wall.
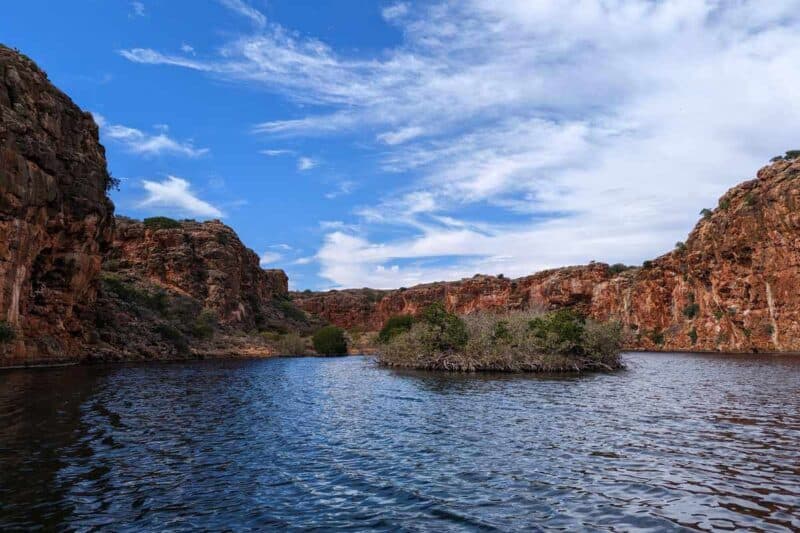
[0,45,114,365]
[108,217,288,330]
[0,46,304,365]
[294,157,800,353]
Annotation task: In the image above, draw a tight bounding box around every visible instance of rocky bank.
[295,157,800,353]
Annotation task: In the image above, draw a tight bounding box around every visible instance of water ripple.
[1,352,799,531]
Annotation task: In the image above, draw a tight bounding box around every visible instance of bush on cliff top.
[0,321,16,344]
[143,216,182,230]
[377,305,623,372]
[378,314,415,344]
[312,326,348,356]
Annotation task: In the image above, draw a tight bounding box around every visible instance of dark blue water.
[1,353,799,531]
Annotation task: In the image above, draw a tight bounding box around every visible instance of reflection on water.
[1,353,799,531]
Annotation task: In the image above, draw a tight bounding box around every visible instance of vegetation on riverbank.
[312,325,349,355]
[377,304,624,372]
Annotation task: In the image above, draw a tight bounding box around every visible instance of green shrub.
[688,327,698,344]
[276,299,307,322]
[608,263,630,275]
[785,150,800,160]
[143,216,182,230]
[682,294,699,319]
[642,260,653,269]
[106,171,121,192]
[101,274,169,314]
[650,329,665,345]
[713,309,724,320]
[377,308,623,372]
[528,309,586,355]
[312,326,348,355]
[216,232,230,245]
[420,303,468,351]
[700,208,713,218]
[675,241,687,251]
[190,309,217,339]
[153,323,189,354]
[277,333,307,355]
[744,193,757,206]
[718,198,730,210]
[0,321,16,344]
[378,315,415,343]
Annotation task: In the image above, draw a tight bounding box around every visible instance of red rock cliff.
[107,217,288,330]
[0,46,114,365]
[295,158,800,353]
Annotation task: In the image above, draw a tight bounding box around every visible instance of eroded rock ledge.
[294,158,800,353]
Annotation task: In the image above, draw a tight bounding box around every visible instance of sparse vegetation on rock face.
[312,326,348,355]
[0,322,15,344]
[377,305,623,372]
[143,216,182,230]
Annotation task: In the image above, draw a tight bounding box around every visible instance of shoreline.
[5,348,800,372]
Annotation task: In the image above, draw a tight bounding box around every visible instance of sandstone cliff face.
[295,159,800,353]
[0,46,114,365]
[107,217,288,330]
[293,265,613,332]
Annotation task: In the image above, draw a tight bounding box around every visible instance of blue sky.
[3,1,800,290]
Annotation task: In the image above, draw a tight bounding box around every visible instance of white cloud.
[260,149,295,156]
[96,117,208,157]
[130,1,145,17]
[259,251,283,266]
[218,0,266,28]
[123,1,800,288]
[180,43,196,55]
[377,126,424,145]
[382,2,409,22]
[297,157,317,171]
[139,176,224,218]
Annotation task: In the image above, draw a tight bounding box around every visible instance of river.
[1,353,798,531]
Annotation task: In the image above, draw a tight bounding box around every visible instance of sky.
[3,1,800,290]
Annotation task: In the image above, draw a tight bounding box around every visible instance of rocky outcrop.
[295,158,800,353]
[108,217,288,330]
[0,45,114,365]
[88,216,316,362]
[0,46,310,366]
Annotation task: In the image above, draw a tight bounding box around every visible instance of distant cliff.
[295,157,800,353]
[0,45,114,365]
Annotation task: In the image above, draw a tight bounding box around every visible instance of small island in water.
[376,304,623,372]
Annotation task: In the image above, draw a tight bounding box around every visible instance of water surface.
[1,353,799,531]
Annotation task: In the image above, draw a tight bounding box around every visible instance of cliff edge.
[0,45,115,365]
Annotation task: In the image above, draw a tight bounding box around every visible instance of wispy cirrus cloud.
[93,114,208,158]
[122,1,800,288]
[139,176,223,218]
[218,0,266,28]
